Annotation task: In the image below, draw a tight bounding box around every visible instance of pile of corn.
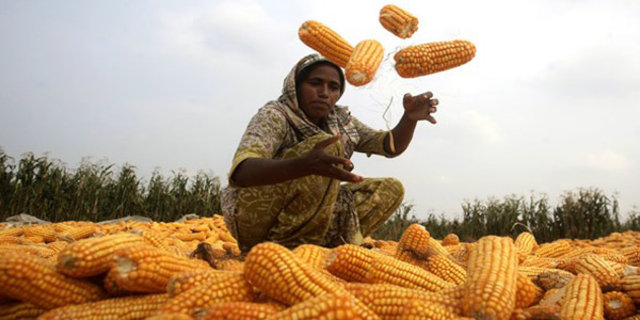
[298,4,476,87]
[3,219,640,320]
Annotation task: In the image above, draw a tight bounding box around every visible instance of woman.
[221,54,439,253]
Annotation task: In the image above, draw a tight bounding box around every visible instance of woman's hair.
[295,60,345,95]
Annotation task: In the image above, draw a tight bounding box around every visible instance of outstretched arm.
[232,135,364,187]
[384,91,439,156]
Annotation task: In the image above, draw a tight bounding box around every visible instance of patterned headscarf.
[271,54,359,159]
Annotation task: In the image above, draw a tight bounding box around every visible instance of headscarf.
[271,54,359,159]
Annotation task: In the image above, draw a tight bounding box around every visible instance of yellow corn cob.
[514,232,538,262]
[144,314,194,320]
[520,255,559,268]
[574,254,620,290]
[59,225,97,241]
[195,302,284,320]
[159,272,256,315]
[422,254,467,285]
[0,243,57,261]
[56,232,146,277]
[345,39,384,86]
[327,244,378,282]
[0,235,33,245]
[620,246,640,265]
[619,275,640,303]
[396,223,431,261]
[603,291,636,320]
[518,266,573,279]
[510,305,561,320]
[442,233,460,246]
[22,225,57,242]
[349,283,462,317]
[0,227,23,237]
[533,239,572,258]
[533,270,575,290]
[364,252,455,292]
[394,40,476,78]
[427,238,452,257]
[378,4,418,39]
[38,293,169,320]
[167,269,240,297]
[0,302,46,320]
[0,252,106,310]
[292,244,332,270]
[559,274,604,320]
[539,287,565,306]
[46,240,69,253]
[400,298,467,320]
[515,273,543,309]
[244,242,344,306]
[451,242,473,264]
[298,20,353,68]
[213,258,245,271]
[265,292,363,320]
[463,235,518,320]
[110,244,211,293]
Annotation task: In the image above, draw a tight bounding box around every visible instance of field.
[2,151,640,319]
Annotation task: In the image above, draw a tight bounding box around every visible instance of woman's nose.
[317,84,329,97]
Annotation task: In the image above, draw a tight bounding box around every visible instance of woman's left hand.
[403,91,439,124]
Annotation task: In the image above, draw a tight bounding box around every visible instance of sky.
[1,0,639,220]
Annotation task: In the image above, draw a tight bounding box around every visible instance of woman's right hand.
[302,135,364,183]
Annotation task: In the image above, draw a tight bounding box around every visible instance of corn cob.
[265,292,363,320]
[158,272,256,315]
[620,246,640,265]
[22,225,57,242]
[603,291,637,320]
[574,254,620,290]
[59,225,97,241]
[442,233,460,246]
[533,240,572,258]
[394,40,476,78]
[0,252,106,310]
[0,302,46,320]
[0,227,23,237]
[520,255,559,268]
[167,269,240,297]
[518,266,573,279]
[56,232,146,277]
[427,238,452,257]
[510,305,561,320]
[244,242,345,306]
[396,223,431,261]
[0,243,57,261]
[298,20,353,68]
[422,254,467,285]
[378,4,418,39]
[514,232,538,262]
[515,273,543,309]
[400,298,467,320]
[559,274,604,320]
[196,302,284,320]
[327,244,378,282]
[109,244,211,293]
[462,235,518,320]
[292,244,332,270]
[533,270,575,290]
[364,252,454,292]
[619,275,640,303]
[144,314,194,320]
[345,39,384,86]
[350,283,462,317]
[539,287,565,306]
[38,293,169,320]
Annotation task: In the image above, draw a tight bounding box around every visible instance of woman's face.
[297,64,342,125]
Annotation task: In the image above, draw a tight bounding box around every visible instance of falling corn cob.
[463,235,518,320]
[394,40,476,78]
[345,39,384,86]
[379,4,419,39]
[298,20,353,68]
[602,291,636,320]
[37,294,170,320]
[559,274,604,320]
[0,252,107,310]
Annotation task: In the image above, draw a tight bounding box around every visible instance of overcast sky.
[1,0,638,220]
